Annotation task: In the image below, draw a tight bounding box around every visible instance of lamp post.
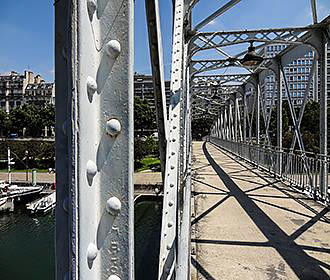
[25,150,29,182]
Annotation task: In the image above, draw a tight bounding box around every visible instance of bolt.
[169,201,174,207]
[87,243,98,263]
[168,222,173,228]
[106,197,122,216]
[106,40,121,60]
[86,76,97,97]
[106,119,121,137]
[170,183,174,188]
[86,160,97,180]
[108,275,121,280]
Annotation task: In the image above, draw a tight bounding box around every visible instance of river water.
[0,199,162,280]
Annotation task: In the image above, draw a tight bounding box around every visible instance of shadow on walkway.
[193,142,330,279]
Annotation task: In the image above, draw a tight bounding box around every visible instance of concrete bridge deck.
[191,141,330,280]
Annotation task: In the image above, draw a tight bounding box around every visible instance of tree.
[192,117,212,140]
[0,109,11,136]
[134,97,156,136]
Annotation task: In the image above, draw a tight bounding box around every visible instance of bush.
[0,139,54,170]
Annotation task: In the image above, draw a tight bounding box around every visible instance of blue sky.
[0,0,329,81]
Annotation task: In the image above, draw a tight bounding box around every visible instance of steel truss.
[55,0,329,279]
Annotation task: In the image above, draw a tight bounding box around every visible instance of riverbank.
[0,171,162,185]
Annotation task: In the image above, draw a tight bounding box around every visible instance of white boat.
[0,197,7,211]
[0,181,42,198]
[26,192,56,214]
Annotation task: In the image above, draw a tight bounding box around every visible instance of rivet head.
[169,201,174,207]
[63,197,69,213]
[86,76,97,97]
[108,275,121,280]
[170,165,175,170]
[106,40,121,59]
[87,0,97,20]
[106,197,122,216]
[87,243,98,263]
[168,222,173,228]
[86,160,97,181]
[106,119,121,137]
[167,244,171,250]
[170,183,174,188]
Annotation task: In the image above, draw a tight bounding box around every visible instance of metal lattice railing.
[209,136,329,206]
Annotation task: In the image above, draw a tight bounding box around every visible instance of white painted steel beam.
[56,1,134,279]
[194,0,241,31]
[158,0,186,278]
[145,0,168,181]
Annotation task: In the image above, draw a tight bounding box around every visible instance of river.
[0,199,162,280]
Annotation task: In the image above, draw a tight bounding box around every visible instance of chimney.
[34,75,42,84]
[24,70,34,84]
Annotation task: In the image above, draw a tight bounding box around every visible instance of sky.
[0,0,329,82]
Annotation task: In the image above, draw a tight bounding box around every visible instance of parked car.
[8,133,18,139]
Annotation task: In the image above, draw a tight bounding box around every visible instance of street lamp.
[240,42,263,67]
[25,150,29,182]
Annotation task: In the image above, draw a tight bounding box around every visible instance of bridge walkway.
[191,141,330,280]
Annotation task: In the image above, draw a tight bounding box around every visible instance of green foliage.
[145,136,159,156]
[134,136,160,171]
[0,140,55,170]
[134,97,156,135]
[192,118,212,140]
[136,156,161,172]
[0,104,55,137]
[254,100,325,154]
[0,109,11,136]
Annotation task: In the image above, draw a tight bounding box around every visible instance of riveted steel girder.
[56,1,134,279]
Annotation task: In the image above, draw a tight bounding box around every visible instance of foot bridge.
[55,0,329,279]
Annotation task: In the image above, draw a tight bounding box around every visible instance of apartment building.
[261,44,330,107]
[0,70,54,112]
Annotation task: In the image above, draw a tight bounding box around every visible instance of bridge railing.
[209,136,329,206]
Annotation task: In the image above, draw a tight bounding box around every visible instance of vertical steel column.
[62,1,134,279]
[242,87,247,142]
[220,107,225,139]
[224,104,228,140]
[145,0,168,181]
[319,34,328,197]
[177,56,192,279]
[234,92,238,142]
[256,82,260,145]
[313,57,319,101]
[276,65,283,176]
[228,100,234,140]
[55,0,70,278]
[158,0,185,278]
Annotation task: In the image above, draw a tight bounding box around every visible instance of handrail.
[209,136,329,206]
